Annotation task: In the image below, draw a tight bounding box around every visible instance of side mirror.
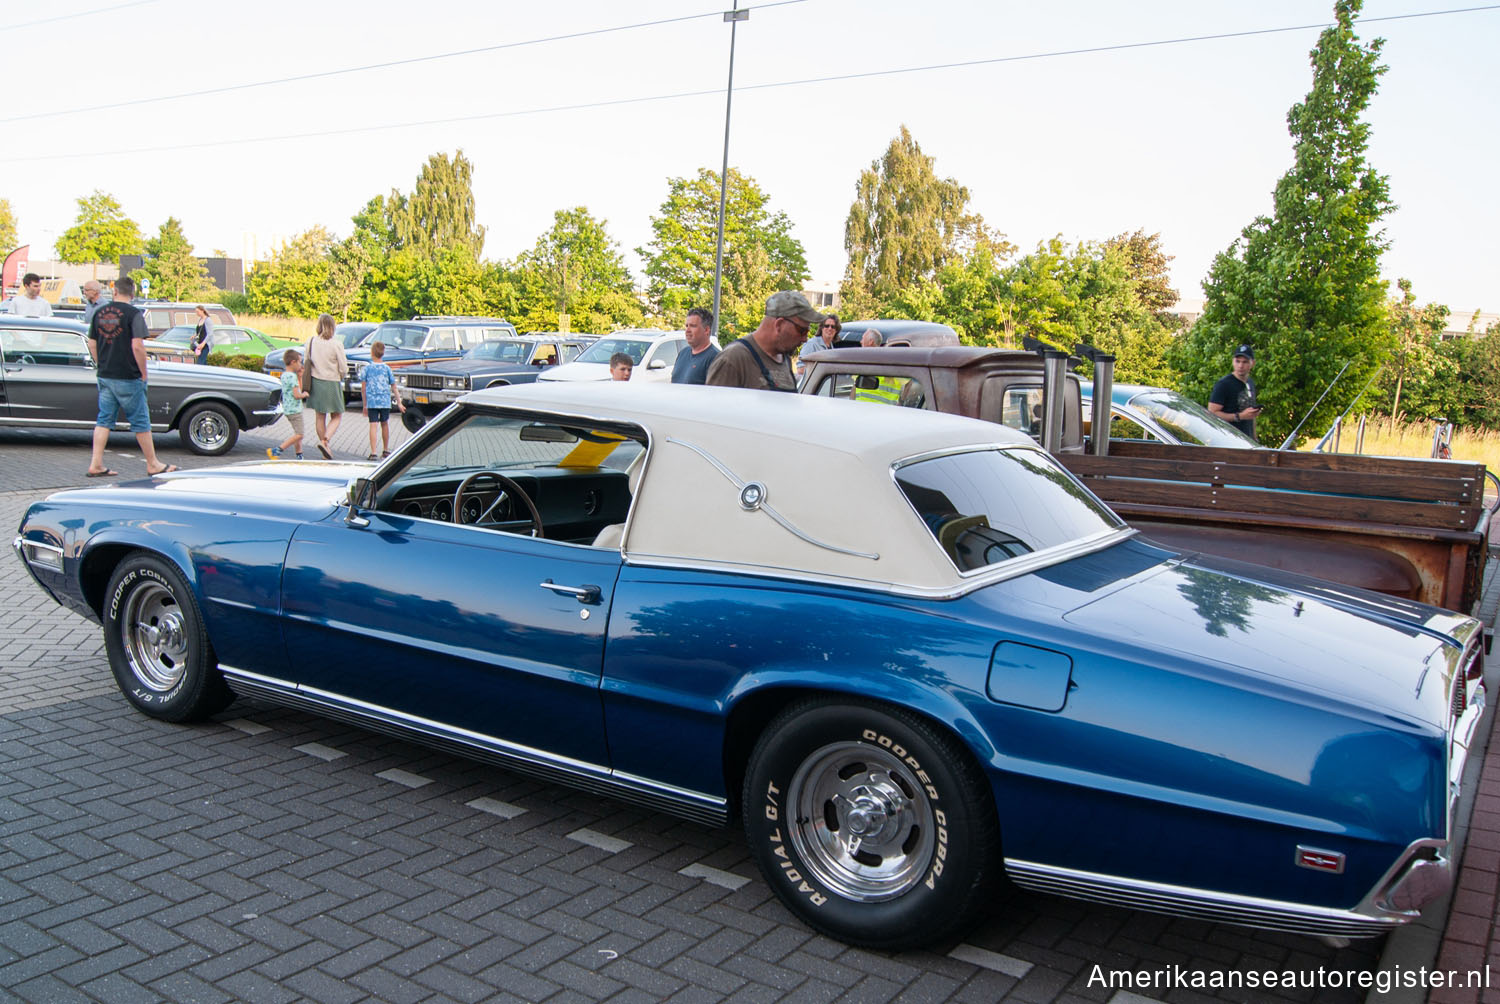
[346,478,373,527]
[648,359,667,370]
[854,375,879,391]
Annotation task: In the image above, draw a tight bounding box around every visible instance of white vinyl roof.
[467,382,1065,593]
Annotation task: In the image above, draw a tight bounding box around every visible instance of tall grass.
[237,314,317,343]
[1323,416,1500,472]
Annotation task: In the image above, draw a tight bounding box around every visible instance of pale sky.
[3,0,1496,315]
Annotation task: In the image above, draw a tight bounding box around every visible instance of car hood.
[1056,553,1463,728]
[536,361,612,382]
[349,347,423,364]
[64,461,370,517]
[148,361,282,391]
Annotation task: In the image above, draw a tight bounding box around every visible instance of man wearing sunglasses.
[706,290,823,392]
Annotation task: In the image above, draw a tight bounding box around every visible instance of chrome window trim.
[216,665,727,826]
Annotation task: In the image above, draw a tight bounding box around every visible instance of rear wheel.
[103,555,233,722]
[179,401,238,455]
[742,697,1000,949]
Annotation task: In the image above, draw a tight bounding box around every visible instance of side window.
[996,386,1044,437]
[221,329,248,345]
[146,309,170,331]
[649,340,682,369]
[1108,413,1158,442]
[431,330,458,352]
[815,371,927,408]
[563,343,586,362]
[531,343,558,365]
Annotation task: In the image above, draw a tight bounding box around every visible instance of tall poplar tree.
[842,126,993,315]
[1174,0,1393,447]
[393,150,486,258]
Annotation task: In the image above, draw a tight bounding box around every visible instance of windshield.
[399,412,644,476]
[576,338,652,365]
[338,324,376,348]
[375,324,429,349]
[469,340,532,363]
[155,326,195,345]
[895,447,1122,573]
[1128,389,1261,448]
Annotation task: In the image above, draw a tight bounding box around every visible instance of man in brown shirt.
[706,291,824,392]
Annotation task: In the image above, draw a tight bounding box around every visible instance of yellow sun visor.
[559,432,626,468]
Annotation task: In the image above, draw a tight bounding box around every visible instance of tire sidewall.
[744,700,987,947]
[103,556,218,720]
[180,402,236,456]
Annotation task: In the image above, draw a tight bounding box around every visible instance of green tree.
[0,198,17,251]
[639,167,807,338]
[511,207,643,333]
[1378,278,1450,419]
[132,217,211,301]
[842,126,1008,315]
[1173,0,1394,446]
[354,246,490,321]
[246,227,333,317]
[55,190,144,265]
[392,150,485,258]
[1444,322,1500,428]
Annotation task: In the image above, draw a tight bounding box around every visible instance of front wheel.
[742,698,1000,950]
[179,401,238,455]
[103,554,233,722]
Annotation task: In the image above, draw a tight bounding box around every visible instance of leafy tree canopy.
[132,217,211,302]
[55,190,144,265]
[639,167,807,338]
[246,226,333,318]
[511,207,643,334]
[1172,0,1393,447]
[0,198,17,251]
[391,151,486,258]
[842,125,1009,315]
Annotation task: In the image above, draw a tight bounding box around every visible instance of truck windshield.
[895,447,1122,573]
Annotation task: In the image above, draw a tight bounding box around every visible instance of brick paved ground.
[2,415,1489,1003]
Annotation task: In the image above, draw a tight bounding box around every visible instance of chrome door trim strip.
[217,665,728,827]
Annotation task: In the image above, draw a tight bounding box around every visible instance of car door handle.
[539,579,602,604]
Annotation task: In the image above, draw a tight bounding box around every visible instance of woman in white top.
[305,313,348,459]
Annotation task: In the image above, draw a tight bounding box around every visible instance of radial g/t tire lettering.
[742,697,1001,950]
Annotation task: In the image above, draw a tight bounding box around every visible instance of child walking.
[267,348,309,459]
[361,341,405,459]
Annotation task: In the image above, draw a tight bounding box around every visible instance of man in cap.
[1208,344,1261,439]
[706,290,823,391]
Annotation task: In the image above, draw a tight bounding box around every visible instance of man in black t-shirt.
[1208,344,1262,440]
[85,277,176,477]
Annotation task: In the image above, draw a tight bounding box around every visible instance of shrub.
[205,352,266,371]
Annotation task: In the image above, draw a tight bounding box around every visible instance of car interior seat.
[591,451,646,549]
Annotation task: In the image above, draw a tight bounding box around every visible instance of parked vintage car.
[832,318,961,349]
[135,301,235,338]
[144,324,302,364]
[536,329,687,383]
[1082,382,1262,449]
[396,333,597,419]
[12,384,1483,949]
[345,317,519,399]
[262,321,378,381]
[0,316,283,455]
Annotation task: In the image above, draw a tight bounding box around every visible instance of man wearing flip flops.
[84,277,179,479]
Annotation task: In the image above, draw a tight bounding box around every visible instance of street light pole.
[710,1,748,342]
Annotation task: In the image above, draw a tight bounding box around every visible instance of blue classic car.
[396,333,597,420]
[11,384,1485,949]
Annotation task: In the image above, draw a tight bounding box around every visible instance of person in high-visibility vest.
[852,329,907,404]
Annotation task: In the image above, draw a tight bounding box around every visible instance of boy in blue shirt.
[361,341,405,459]
[267,348,309,459]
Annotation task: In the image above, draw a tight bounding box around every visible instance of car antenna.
[1278,360,1351,451]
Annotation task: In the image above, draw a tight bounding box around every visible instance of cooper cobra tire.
[103,554,233,722]
[742,697,1000,950]
[178,401,238,455]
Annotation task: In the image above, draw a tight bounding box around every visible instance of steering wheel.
[453,471,543,537]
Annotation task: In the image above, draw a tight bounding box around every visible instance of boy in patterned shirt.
[267,349,309,459]
[360,341,405,459]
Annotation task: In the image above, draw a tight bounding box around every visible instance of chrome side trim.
[1005,857,1429,938]
[216,665,728,827]
[665,435,879,560]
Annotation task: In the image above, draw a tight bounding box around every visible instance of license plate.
[415,394,428,404]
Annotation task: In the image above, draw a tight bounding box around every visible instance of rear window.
[895,447,1121,573]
